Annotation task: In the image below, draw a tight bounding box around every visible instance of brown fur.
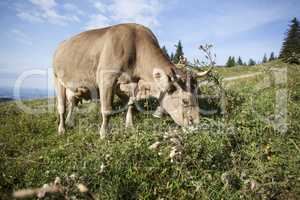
[53,23,199,137]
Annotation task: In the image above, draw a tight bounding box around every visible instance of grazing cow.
[53,23,207,138]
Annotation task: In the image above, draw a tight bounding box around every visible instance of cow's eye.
[167,84,176,94]
[182,99,189,106]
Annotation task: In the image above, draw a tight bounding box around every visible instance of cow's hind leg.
[125,104,134,128]
[66,96,76,128]
[99,74,117,139]
[125,96,136,128]
[55,79,66,134]
[65,89,78,128]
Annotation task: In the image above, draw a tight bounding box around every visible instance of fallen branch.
[13,177,64,199]
[13,177,95,200]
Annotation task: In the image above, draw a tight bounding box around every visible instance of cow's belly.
[55,68,95,88]
[54,38,101,91]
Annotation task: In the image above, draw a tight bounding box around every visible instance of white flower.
[169,148,177,159]
[54,177,61,185]
[77,183,88,193]
[250,180,257,191]
[70,173,76,180]
[149,141,161,150]
[100,163,105,173]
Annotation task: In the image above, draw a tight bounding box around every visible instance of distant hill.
[0,87,55,100]
[0,97,13,103]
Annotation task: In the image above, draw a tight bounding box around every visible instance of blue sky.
[0,0,299,90]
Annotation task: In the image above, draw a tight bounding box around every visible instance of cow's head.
[159,85,200,126]
[137,68,200,126]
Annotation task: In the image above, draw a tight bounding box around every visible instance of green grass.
[214,63,268,77]
[0,60,300,199]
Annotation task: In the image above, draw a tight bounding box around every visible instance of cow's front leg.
[65,97,76,127]
[152,106,166,118]
[125,102,134,128]
[118,83,137,129]
[99,75,117,139]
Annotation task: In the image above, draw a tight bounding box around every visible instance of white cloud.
[11,29,33,46]
[159,1,296,65]
[211,5,286,37]
[16,11,43,23]
[93,1,108,13]
[16,0,165,29]
[85,0,164,30]
[109,0,162,26]
[29,0,56,10]
[85,14,110,30]
[16,0,81,26]
[63,3,85,16]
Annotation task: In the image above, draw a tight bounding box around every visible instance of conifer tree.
[248,59,256,66]
[226,56,235,67]
[237,56,243,65]
[269,52,275,61]
[279,17,300,62]
[173,40,184,64]
[226,56,231,67]
[161,46,170,60]
[232,56,236,66]
[170,53,174,63]
[262,53,268,63]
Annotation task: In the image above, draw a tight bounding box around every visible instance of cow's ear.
[153,68,170,92]
[137,80,162,99]
[136,80,151,99]
[119,82,137,97]
[167,84,176,94]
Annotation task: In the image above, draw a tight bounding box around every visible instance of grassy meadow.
[0,60,299,199]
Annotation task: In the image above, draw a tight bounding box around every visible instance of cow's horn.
[173,81,182,91]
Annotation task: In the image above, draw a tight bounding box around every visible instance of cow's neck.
[136,41,174,82]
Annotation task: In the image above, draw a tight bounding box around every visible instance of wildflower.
[100,163,105,173]
[69,173,76,180]
[77,184,88,193]
[54,177,61,185]
[149,141,161,150]
[169,146,182,162]
[250,180,257,191]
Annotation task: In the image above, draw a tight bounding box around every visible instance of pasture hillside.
[0,60,299,199]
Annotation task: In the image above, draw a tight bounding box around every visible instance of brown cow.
[53,23,207,138]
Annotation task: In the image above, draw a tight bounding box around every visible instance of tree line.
[161,40,184,64]
[225,52,276,67]
[161,41,277,67]
[161,17,300,67]
[279,17,300,64]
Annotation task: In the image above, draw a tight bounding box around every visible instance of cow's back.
[53,23,172,91]
[53,27,108,90]
[53,24,140,91]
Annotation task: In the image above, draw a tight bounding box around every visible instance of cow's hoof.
[100,129,106,139]
[58,125,65,135]
[100,133,106,139]
[65,119,75,128]
[125,122,134,129]
[152,106,165,118]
